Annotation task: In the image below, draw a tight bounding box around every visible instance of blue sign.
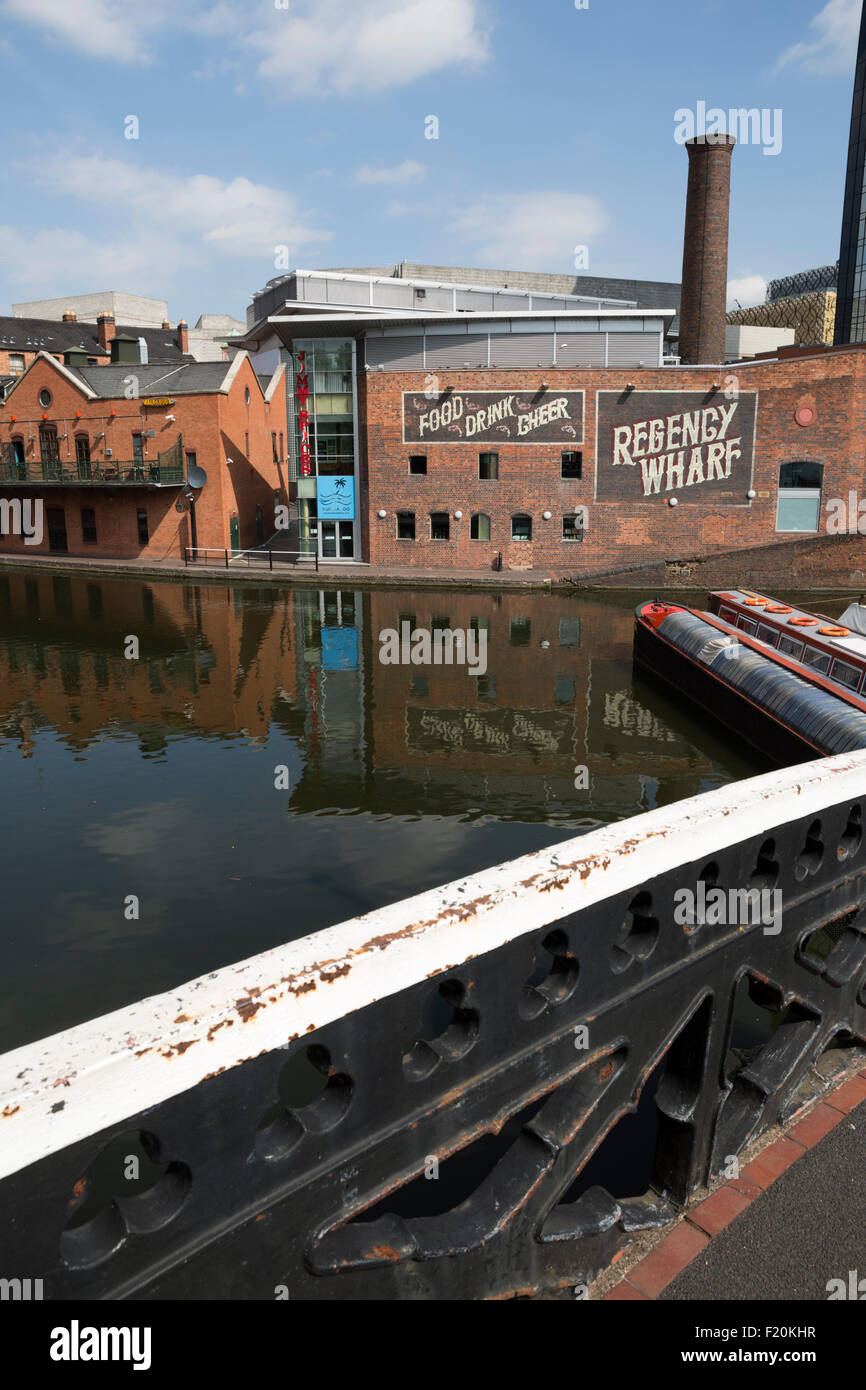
[317,476,355,520]
[322,627,359,671]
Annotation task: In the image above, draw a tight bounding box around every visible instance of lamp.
[668,497,678,507]
[747,489,756,499]
[377,509,387,518]
[542,510,552,520]
[453,510,462,519]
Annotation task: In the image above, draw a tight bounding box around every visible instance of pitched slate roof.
[67,362,234,397]
[0,315,188,362]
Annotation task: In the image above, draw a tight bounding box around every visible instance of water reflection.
[0,570,760,1050]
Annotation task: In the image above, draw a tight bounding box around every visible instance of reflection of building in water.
[0,572,738,822]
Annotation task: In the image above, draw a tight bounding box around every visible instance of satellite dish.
[187,464,207,490]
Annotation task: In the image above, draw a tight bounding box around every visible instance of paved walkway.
[600,1066,866,1301]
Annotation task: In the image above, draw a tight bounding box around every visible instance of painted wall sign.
[403,390,584,445]
[595,390,757,503]
[295,351,311,476]
[141,398,174,407]
[317,475,355,520]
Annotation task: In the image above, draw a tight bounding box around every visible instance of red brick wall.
[0,356,287,560]
[361,350,866,574]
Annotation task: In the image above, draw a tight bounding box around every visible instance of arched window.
[511,513,532,541]
[470,513,490,541]
[776,461,823,533]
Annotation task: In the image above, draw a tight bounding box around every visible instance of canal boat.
[633,589,866,763]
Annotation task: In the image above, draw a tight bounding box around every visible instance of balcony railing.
[0,459,184,486]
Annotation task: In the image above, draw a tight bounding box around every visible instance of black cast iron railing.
[0,438,185,486]
[2,752,866,1299]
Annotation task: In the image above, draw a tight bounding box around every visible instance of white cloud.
[727,276,768,310]
[447,193,608,271]
[33,155,330,259]
[0,0,240,63]
[2,153,331,292]
[355,160,425,186]
[250,0,490,95]
[775,0,860,76]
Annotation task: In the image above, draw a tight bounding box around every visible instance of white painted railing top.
[3,749,866,1182]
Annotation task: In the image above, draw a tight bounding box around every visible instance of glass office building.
[835,2,866,344]
[289,338,359,561]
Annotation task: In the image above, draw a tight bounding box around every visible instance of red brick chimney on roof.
[177,319,189,354]
[97,312,116,352]
[679,133,736,365]
[62,309,77,323]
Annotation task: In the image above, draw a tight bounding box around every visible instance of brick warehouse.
[230,131,866,578]
[0,352,288,560]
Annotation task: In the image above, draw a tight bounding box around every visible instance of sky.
[0,0,860,324]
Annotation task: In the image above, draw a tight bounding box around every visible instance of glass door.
[319,521,354,560]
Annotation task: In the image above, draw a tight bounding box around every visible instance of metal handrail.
[184,546,319,571]
[0,459,184,485]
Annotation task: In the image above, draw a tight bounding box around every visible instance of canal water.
[0,568,775,1055]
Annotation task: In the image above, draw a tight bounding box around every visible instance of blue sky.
[0,0,860,323]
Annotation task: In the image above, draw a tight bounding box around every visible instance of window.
[81,507,97,544]
[719,607,738,622]
[38,388,52,408]
[409,455,427,475]
[397,511,415,540]
[39,425,59,469]
[831,658,861,691]
[511,514,532,541]
[272,432,278,462]
[510,618,531,646]
[778,635,804,659]
[75,434,91,466]
[279,432,284,460]
[555,675,576,704]
[244,431,249,457]
[430,511,450,540]
[559,617,581,646]
[561,450,582,479]
[476,674,497,701]
[562,514,584,542]
[776,461,823,533]
[802,646,830,674]
[9,354,24,375]
[479,452,499,480]
[469,615,489,636]
[244,386,251,405]
[185,451,197,471]
[137,509,149,546]
[737,617,757,634]
[132,433,144,465]
[470,513,490,541]
[410,674,429,696]
[756,623,779,646]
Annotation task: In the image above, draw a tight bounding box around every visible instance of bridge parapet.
[3,752,866,1299]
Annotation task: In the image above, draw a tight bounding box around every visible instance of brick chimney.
[161,319,171,330]
[97,312,116,352]
[62,309,77,323]
[678,133,736,365]
[177,318,189,354]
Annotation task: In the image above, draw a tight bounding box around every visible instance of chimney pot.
[679,133,736,365]
[62,309,77,322]
[96,312,116,352]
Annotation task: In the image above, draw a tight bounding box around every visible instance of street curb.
[598,1065,866,1301]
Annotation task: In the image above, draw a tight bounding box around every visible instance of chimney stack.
[62,309,77,323]
[678,133,736,365]
[161,319,171,330]
[177,318,189,354]
[97,312,116,352]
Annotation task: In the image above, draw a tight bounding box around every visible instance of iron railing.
[0,437,185,487]
[184,547,320,571]
[2,750,866,1299]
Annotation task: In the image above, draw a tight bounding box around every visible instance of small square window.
[409,455,427,475]
[511,514,532,541]
[559,618,581,646]
[479,452,499,480]
[562,451,582,479]
[81,507,97,544]
[476,674,497,701]
[563,514,585,541]
[510,618,531,646]
[410,673,429,696]
[397,512,416,540]
[430,511,450,540]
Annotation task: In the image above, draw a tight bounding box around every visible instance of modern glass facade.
[289,338,358,560]
[834,2,866,344]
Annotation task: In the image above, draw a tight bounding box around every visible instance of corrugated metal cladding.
[556,333,606,367]
[416,287,452,312]
[364,334,425,369]
[455,289,492,310]
[426,334,489,369]
[372,281,415,308]
[489,332,555,367]
[326,279,370,306]
[606,332,660,366]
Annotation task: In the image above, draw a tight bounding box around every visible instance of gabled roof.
[1,349,276,404]
[0,314,189,362]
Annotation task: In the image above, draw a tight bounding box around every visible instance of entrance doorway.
[46,507,68,553]
[320,520,355,559]
[229,515,240,552]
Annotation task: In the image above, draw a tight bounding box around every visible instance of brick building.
[0,351,288,560]
[0,310,193,387]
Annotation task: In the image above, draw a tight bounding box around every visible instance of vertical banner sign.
[296,351,311,476]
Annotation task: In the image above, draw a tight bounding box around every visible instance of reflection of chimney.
[97,312,116,351]
[679,134,736,365]
[177,318,189,354]
[62,309,77,322]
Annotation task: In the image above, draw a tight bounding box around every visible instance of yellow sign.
[141,397,174,406]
